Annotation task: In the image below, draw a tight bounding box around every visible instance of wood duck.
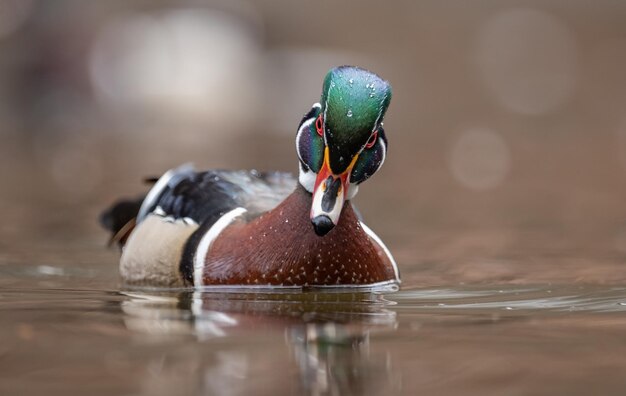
[101,66,400,289]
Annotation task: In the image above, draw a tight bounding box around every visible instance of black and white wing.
[138,164,297,227]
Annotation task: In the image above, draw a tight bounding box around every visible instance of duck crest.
[201,186,396,287]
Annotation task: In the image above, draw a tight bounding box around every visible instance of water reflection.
[3,278,626,394]
[121,290,398,395]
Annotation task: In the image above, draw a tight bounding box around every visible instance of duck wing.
[138,165,297,227]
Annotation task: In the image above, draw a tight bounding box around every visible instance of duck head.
[296,66,392,236]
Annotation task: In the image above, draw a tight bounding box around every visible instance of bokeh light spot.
[89,8,262,121]
[449,127,511,190]
[474,8,579,115]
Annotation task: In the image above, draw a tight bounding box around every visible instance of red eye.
[365,130,378,149]
[315,115,324,136]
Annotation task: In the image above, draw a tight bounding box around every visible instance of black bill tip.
[312,215,334,236]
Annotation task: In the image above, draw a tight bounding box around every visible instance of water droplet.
[505,306,513,310]
[619,302,626,306]
[369,93,375,98]
[347,109,353,117]
[285,219,289,223]
[330,81,336,88]
[348,78,354,84]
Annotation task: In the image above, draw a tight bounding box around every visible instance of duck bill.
[310,148,357,236]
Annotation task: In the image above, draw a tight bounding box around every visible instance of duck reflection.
[120,290,399,395]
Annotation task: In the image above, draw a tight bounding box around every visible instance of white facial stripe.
[310,180,344,225]
[295,102,322,177]
[298,166,316,193]
[323,85,331,146]
[378,137,387,169]
[295,117,315,165]
[373,93,388,132]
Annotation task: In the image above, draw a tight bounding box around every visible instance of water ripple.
[391,285,626,313]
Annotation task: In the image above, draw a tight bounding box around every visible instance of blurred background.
[2,0,626,285]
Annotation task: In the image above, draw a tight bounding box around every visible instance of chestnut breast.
[202,186,395,286]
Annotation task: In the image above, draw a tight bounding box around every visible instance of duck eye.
[365,130,378,149]
[315,115,324,136]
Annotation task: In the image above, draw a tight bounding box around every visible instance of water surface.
[2,260,626,395]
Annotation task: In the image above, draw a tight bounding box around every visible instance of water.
[2,258,626,395]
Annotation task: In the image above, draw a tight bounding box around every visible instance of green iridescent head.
[320,66,392,173]
[295,66,392,236]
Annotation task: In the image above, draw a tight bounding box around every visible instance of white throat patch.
[298,166,316,193]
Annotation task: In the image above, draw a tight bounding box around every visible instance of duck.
[100,66,400,289]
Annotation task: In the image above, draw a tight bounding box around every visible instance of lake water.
[2,247,626,395]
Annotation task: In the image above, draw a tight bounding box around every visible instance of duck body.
[102,66,400,289]
[113,167,398,288]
